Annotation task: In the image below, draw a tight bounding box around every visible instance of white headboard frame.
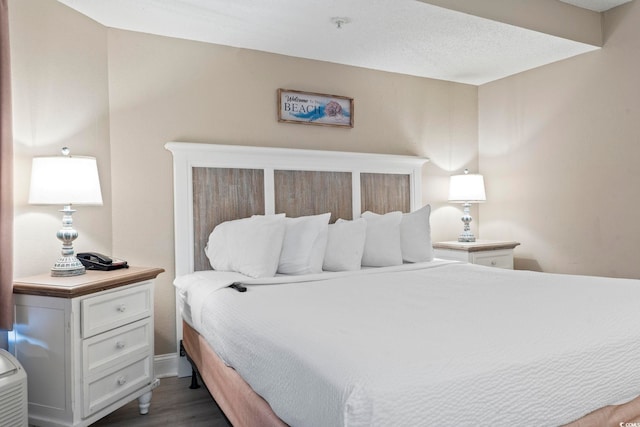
[165,142,428,375]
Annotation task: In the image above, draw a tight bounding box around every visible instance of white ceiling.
[57,0,632,86]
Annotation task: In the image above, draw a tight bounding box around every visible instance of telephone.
[77,252,129,271]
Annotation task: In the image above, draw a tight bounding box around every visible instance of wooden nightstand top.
[433,240,520,252]
[13,266,165,298]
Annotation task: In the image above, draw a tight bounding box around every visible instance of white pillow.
[323,219,367,271]
[360,211,403,267]
[205,215,286,278]
[400,204,433,263]
[278,213,331,275]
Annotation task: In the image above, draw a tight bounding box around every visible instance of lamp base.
[458,202,476,242]
[51,204,86,277]
[51,255,86,277]
[457,233,476,243]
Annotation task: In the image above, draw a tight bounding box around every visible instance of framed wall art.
[277,89,354,128]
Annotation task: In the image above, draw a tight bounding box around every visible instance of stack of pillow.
[205,205,432,278]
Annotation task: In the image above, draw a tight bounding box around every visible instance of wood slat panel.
[192,167,265,271]
[361,173,411,214]
[274,170,352,222]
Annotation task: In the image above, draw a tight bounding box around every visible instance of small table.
[9,266,164,427]
[433,240,520,269]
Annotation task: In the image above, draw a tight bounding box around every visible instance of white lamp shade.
[448,173,486,202]
[29,156,103,205]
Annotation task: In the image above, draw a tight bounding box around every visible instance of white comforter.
[175,262,640,427]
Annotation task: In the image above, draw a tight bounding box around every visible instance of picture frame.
[277,89,354,128]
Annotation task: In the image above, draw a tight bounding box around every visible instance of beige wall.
[10,0,478,355]
[107,30,478,354]
[478,1,640,278]
[10,0,112,278]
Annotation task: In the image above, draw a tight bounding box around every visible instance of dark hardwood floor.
[92,376,233,426]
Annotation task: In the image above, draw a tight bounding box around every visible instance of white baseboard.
[154,350,193,378]
[154,352,179,378]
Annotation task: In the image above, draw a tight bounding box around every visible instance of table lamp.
[448,169,486,242]
[28,147,103,277]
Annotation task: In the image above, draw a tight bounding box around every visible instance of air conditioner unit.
[0,348,28,427]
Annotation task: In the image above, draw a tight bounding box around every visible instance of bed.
[166,142,640,427]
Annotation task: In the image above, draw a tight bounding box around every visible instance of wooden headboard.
[166,142,428,373]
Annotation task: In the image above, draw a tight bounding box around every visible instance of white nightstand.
[433,240,520,269]
[9,266,164,427]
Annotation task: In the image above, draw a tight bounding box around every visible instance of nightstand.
[433,240,520,269]
[9,266,164,427]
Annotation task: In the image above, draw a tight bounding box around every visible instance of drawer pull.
[117,304,127,313]
[491,261,497,266]
[116,341,126,349]
[117,376,127,386]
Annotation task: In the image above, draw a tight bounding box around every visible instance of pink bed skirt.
[182,321,288,427]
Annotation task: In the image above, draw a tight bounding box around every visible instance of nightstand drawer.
[473,252,513,269]
[433,241,519,270]
[83,354,152,417]
[83,318,152,376]
[81,282,152,338]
